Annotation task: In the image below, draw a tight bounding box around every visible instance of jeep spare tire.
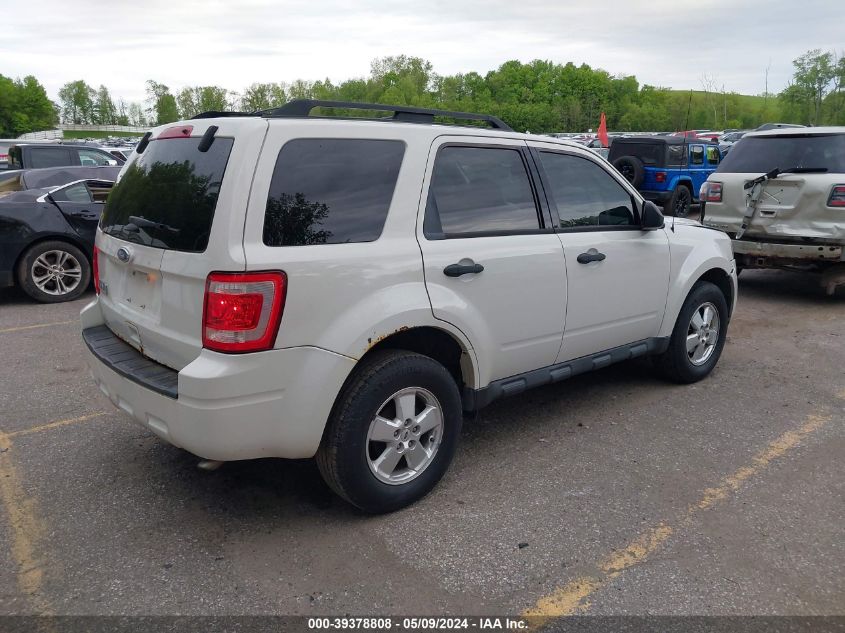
[612,156,645,188]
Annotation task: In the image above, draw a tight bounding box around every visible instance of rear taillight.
[202,271,286,353]
[655,172,666,183]
[92,246,100,294]
[701,181,722,203]
[827,185,845,207]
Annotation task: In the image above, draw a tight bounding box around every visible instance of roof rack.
[192,99,513,131]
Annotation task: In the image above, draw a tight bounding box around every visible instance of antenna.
[684,90,693,133]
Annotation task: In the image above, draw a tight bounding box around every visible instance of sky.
[3,0,843,105]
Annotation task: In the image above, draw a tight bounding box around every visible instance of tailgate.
[705,173,845,241]
[95,118,268,371]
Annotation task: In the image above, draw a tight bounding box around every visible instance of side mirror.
[641,201,665,231]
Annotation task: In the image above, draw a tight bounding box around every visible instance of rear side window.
[263,139,405,246]
[691,146,705,165]
[424,146,540,237]
[539,152,636,228]
[29,147,73,169]
[717,134,845,173]
[100,137,234,252]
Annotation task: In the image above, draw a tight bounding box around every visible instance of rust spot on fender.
[365,326,411,352]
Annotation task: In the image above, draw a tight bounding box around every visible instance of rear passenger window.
[263,139,405,246]
[691,146,705,165]
[29,147,72,169]
[539,152,636,228]
[424,146,540,237]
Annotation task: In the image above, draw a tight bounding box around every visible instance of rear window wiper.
[743,166,828,189]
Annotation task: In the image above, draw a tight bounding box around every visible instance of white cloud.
[3,0,842,104]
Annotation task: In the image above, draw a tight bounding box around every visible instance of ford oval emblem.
[116,247,132,263]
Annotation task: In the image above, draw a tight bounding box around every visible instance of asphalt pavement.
[0,270,842,619]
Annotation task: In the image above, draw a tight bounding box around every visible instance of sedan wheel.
[31,249,84,297]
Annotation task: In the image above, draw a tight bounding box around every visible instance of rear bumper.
[732,239,843,264]
[81,299,356,461]
[640,190,673,204]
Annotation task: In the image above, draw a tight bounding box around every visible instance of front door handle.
[443,261,484,277]
[576,249,607,264]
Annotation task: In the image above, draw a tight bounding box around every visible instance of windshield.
[100,136,234,252]
[717,134,845,174]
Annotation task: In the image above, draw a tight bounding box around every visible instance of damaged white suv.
[82,100,737,513]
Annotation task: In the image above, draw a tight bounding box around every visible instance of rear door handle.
[443,261,484,277]
[576,250,606,264]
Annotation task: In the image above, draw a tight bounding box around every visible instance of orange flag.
[597,112,609,147]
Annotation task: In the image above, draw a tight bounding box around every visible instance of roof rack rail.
[255,99,514,131]
[191,111,254,119]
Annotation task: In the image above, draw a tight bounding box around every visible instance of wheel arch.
[359,325,477,394]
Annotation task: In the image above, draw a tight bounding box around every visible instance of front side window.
[691,145,705,165]
[706,146,720,165]
[539,152,636,229]
[263,139,405,246]
[77,148,114,166]
[424,146,540,236]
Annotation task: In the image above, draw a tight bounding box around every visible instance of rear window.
[609,142,664,166]
[717,134,845,174]
[263,139,405,246]
[100,137,234,252]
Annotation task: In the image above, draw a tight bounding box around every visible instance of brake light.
[93,246,100,294]
[157,125,194,139]
[655,172,666,183]
[827,185,845,207]
[702,181,723,203]
[202,271,286,353]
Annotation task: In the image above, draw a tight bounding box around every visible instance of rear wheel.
[316,350,462,513]
[654,281,728,383]
[664,185,692,217]
[17,240,90,303]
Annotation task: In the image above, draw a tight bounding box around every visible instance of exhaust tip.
[197,459,225,471]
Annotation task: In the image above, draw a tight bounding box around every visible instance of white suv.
[82,100,737,513]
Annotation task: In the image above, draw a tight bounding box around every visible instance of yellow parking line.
[0,430,52,614]
[0,320,75,335]
[523,412,832,619]
[7,412,108,439]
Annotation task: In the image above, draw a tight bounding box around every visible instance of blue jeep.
[609,136,721,217]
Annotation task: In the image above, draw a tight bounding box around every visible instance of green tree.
[146,80,179,125]
[58,80,95,124]
[241,82,286,111]
[93,85,117,124]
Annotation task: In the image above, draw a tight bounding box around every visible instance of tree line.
[2,50,843,138]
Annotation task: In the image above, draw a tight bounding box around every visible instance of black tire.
[316,350,463,514]
[17,240,91,303]
[654,281,729,384]
[612,155,645,188]
[664,185,692,217]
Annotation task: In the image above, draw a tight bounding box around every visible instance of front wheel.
[316,350,463,513]
[654,281,729,383]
